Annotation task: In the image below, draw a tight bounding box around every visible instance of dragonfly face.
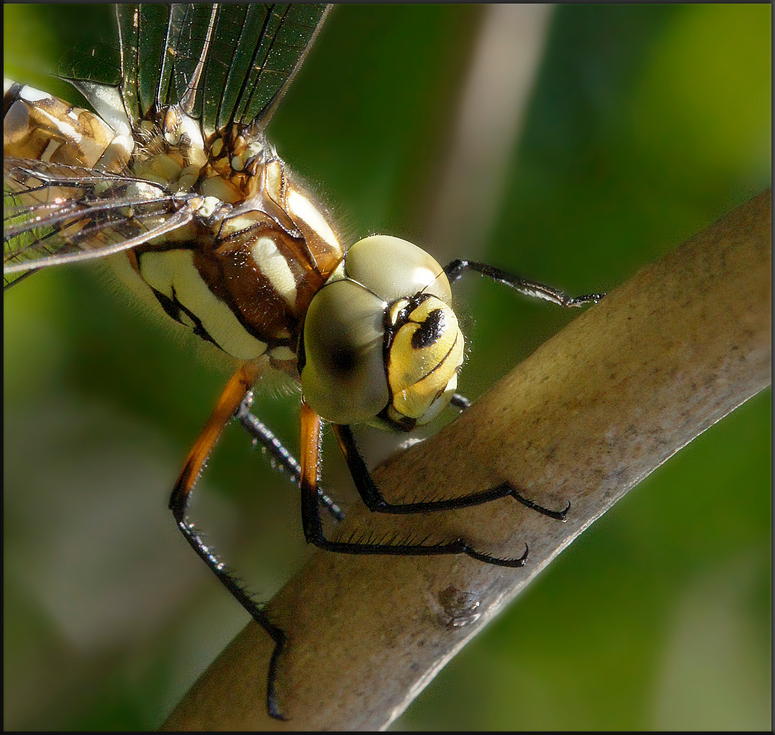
[4,3,602,722]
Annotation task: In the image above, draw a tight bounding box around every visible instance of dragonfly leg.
[235,392,344,522]
[301,403,536,567]
[444,259,605,307]
[450,392,471,410]
[169,363,287,721]
[331,423,569,520]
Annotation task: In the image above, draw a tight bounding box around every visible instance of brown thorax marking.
[122,108,344,363]
[5,81,344,367]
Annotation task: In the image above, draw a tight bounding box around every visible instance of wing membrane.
[67,4,330,134]
[4,158,193,290]
[202,4,330,132]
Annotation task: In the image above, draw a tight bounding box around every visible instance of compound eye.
[386,296,465,423]
[345,235,452,304]
[301,279,390,425]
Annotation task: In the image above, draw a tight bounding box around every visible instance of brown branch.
[162,189,771,731]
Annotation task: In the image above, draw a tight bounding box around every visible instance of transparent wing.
[4,157,194,290]
[60,4,330,136]
[197,4,330,133]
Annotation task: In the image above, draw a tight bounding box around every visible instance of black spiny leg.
[444,259,605,307]
[332,424,569,520]
[235,391,344,522]
[169,366,288,720]
[299,402,562,568]
[450,392,471,410]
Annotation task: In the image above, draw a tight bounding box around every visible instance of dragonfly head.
[300,236,465,431]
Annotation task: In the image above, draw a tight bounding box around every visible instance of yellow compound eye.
[387,297,464,422]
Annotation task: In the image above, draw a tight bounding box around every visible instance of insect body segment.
[4,79,133,175]
[120,136,344,365]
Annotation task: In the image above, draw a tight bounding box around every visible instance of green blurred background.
[4,4,770,730]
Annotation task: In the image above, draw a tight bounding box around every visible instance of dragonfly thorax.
[122,139,344,365]
[130,107,266,203]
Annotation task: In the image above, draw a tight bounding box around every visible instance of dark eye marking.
[330,344,357,374]
[411,308,445,350]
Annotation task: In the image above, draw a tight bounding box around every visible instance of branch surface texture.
[163,189,771,731]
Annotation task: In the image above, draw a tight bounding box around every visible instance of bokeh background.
[4,4,770,730]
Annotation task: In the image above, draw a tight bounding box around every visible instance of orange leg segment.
[172,362,261,503]
[299,401,324,543]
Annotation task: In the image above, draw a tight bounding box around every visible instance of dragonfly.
[4,4,603,720]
